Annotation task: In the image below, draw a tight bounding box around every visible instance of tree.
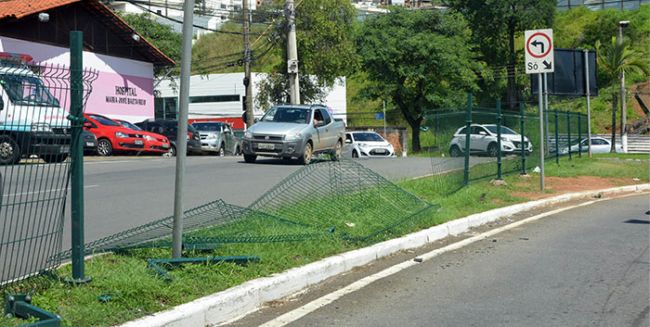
[119,13,182,76]
[357,8,478,152]
[595,37,649,152]
[447,0,555,109]
[255,0,359,109]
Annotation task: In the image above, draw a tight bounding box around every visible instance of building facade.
[0,0,174,123]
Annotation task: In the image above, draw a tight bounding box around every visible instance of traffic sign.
[525,29,554,74]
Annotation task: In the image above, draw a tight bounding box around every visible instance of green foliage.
[119,13,182,75]
[595,37,649,90]
[448,0,556,107]
[357,8,478,151]
[554,4,650,86]
[255,0,359,109]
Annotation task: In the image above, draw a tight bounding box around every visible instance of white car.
[565,136,613,154]
[449,124,532,157]
[345,131,395,158]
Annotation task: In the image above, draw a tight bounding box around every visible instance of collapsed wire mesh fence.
[0,62,98,291]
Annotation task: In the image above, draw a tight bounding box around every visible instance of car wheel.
[218,143,225,157]
[40,154,68,163]
[449,145,462,157]
[168,145,177,157]
[244,154,256,163]
[0,135,21,165]
[352,150,359,158]
[332,140,342,161]
[96,139,113,156]
[234,146,241,156]
[487,143,499,157]
[299,142,313,165]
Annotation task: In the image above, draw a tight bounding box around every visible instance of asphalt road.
[250,194,650,327]
[64,155,480,246]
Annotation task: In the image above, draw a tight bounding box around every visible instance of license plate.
[375,149,386,153]
[162,144,169,148]
[257,143,274,150]
[85,142,94,147]
[60,145,70,153]
[135,140,143,145]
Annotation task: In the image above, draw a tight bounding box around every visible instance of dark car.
[135,120,202,156]
[82,130,97,154]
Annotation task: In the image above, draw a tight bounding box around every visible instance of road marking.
[259,193,643,327]
[2,184,99,197]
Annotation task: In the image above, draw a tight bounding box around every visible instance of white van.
[0,53,71,164]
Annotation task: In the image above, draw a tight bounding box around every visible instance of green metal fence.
[423,99,588,194]
[0,61,97,290]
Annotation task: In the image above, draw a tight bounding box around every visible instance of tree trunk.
[409,121,421,153]
[610,93,617,153]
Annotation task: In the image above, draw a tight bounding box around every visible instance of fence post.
[496,99,502,180]
[68,31,90,284]
[463,93,472,186]
[555,110,559,165]
[567,111,572,161]
[519,102,526,174]
[578,114,582,158]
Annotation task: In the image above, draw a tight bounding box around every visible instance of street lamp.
[618,20,630,153]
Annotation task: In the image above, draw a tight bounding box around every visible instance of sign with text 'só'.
[525,29,554,74]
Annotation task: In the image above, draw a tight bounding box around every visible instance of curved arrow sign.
[525,29,554,74]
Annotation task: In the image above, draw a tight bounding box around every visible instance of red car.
[83,113,146,156]
[115,119,171,155]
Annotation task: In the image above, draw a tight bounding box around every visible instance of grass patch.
[1,155,647,327]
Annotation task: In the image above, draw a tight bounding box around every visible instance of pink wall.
[1,36,155,122]
[85,72,153,118]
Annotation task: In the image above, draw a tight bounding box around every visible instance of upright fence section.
[423,101,587,194]
[0,61,97,292]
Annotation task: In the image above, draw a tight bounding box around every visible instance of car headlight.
[115,131,128,138]
[144,135,156,141]
[31,123,52,132]
[244,131,253,139]
[284,132,302,141]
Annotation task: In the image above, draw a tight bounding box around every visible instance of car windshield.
[0,73,60,107]
[484,125,518,135]
[261,107,310,124]
[192,123,223,131]
[118,120,142,131]
[90,114,120,127]
[353,132,384,142]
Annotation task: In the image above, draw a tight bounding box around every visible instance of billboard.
[531,49,598,97]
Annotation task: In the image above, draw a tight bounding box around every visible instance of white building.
[108,0,257,38]
[155,73,347,129]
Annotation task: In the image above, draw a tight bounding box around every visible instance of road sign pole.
[538,73,545,191]
[584,49,593,158]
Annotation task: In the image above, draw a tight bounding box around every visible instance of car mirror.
[254,118,259,123]
[479,131,487,136]
[345,139,352,144]
[83,122,93,129]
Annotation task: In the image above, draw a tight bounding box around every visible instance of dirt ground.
[513,176,644,200]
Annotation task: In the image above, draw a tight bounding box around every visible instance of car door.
[222,124,235,154]
[312,109,326,151]
[470,126,488,153]
[319,108,336,148]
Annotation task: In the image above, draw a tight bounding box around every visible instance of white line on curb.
[257,196,616,327]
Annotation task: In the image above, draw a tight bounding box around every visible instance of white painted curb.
[119,184,650,327]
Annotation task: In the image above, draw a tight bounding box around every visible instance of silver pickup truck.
[241,104,345,164]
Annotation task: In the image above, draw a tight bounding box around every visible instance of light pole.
[618,20,629,153]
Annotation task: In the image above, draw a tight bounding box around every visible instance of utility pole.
[618,20,630,153]
[286,0,300,104]
[172,0,195,259]
[243,0,253,127]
